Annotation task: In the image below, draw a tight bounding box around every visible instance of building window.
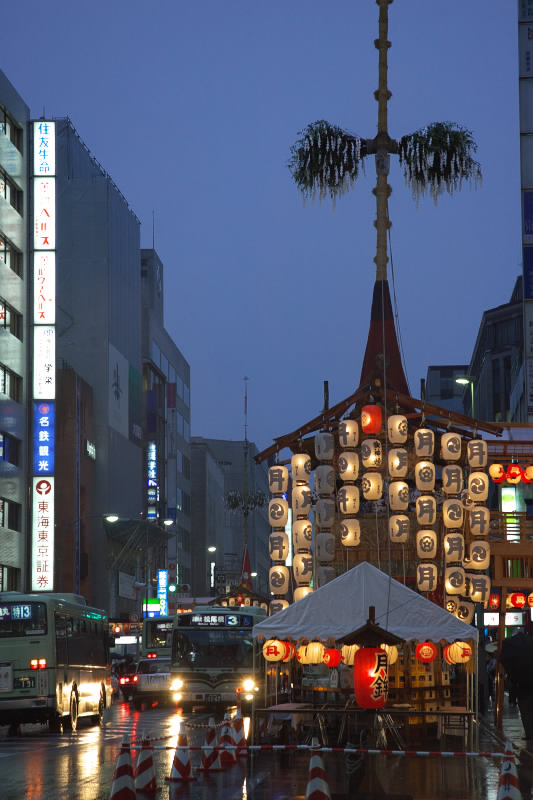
[0,108,23,153]
[0,297,23,341]
[0,168,23,215]
[0,498,22,531]
[182,455,190,480]
[0,234,23,278]
[0,433,21,466]
[182,492,191,516]
[183,420,190,442]
[0,363,22,403]
[176,488,183,513]
[184,383,190,408]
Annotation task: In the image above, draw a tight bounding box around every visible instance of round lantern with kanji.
[361,404,382,434]
[262,639,290,662]
[415,641,437,664]
[323,648,342,668]
[353,647,389,709]
[510,592,527,609]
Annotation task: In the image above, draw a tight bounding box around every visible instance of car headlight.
[242,679,255,692]
[170,678,183,691]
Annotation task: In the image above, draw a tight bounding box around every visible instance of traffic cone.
[219,712,237,767]
[197,717,223,772]
[108,738,136,800]
[135,735,158,794]
[497,741,522,800]
[304,739,332,800]
[232,708,247,757]
[166,721,197,782]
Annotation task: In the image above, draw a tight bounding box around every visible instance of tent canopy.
[254,562,478,644]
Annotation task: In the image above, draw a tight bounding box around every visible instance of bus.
[141,615,174,658]
[168,605,267,713]
[0,592,112,733]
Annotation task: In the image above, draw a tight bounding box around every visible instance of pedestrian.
[486,651,497,706]
[499,630,533,742]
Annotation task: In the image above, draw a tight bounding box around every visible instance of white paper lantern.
[269,565,290,595]
[416,529,437,559]
[269,531,289,562]
[416,562,438,593]
[468,540,490,571]
[415,461,436,492]
[389,480,409,510]
[414,428,434,458]
[387,414,408,444]
[444,566,465,595]
[447,641,472,664]
[269,599,289,615]
[380,644,399,665]
[468,472,489,503]
[454,600,475,624]
[388,448,408,478]
[263,639,289,662]
[389,514,409,543]
[338,451,359,482]
[362,471,383,500]
[293,554,314,585]
[445,595,459,615]
[416,495,436,526]
[467,439,488,468]
[294,586,313,602]
[292,485,312,517]
[337,485,360,515]
[442,499,463,529]
[268,497,289,528]
[292,519,313,552]
[315,497,335,528]
[296,645,311,664]
[444,532,465,563]
[341,518,361,547]
[441,432,462,461]
[469,506,490,537]
[442,464,463,495]
[467,573,491,606]
[306,641,325,664]
[315,432,335,461]
[315,464,336,496]
[341,644,359,665]
[291,453,312,484]
[338,419,359,449]
[268,465,289,495]
[316,532,335,562]
[361,439,383,468]
[317,566,336,586]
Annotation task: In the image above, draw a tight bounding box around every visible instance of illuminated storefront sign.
[157,569,168,616]
[33,178,56,250]
[147,440,158,518]
[31,477,55,591]
[32,401,55,475]
[33,252,55,324]
[33,326,56,399]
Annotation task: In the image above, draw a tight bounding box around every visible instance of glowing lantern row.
[268,464,290,613]
[353,647,388,709]
[297,641,325,664]
[415,641,437,663]
[443,641,472,665]
[489,463,533,484]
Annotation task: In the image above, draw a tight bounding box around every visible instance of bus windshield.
[172,629,254,669]
[144,618,173,651]
[0,602,47,637]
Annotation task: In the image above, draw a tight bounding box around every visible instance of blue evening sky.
[4,2,520,451]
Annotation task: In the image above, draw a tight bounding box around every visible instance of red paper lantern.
[282,642,295,662]
[353,647,388,709]
[489,593,500,611]
[361,405,382,435]
[507,464,523,485]
[510,592,526,609]
[415,641,437,664]
[442,645,455,666]
[528,593,533,609]
[323,648,342,668]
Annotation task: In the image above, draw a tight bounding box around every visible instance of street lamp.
[456,376,475,419]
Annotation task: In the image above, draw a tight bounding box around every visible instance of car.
[111,659,138,701]
[131,656,173,710]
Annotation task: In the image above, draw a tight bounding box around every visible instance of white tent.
[254,562,478,644]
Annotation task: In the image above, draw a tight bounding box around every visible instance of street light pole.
[456,377,475,419]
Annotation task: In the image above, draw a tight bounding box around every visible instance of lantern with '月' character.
[353,647,389,709]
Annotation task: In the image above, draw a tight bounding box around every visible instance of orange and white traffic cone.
[166,721,197,782]
[196,717,223,772]
[304,739,332,800]
[497,741,522,800]
[232,708,247,757]
[219,712,237,768]
[135,735,158,794]
[109,738,136,800]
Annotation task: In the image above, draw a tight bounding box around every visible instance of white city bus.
[141,615,174,658]
[0,592,112,733]
[169,605,266,713]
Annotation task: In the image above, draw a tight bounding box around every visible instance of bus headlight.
[170,678,183,692]
[242,679,255,692]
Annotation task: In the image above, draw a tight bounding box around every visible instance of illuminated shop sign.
[33,252,55,324]
[31,477,55,592]
[33,326,56,399]
[34,120,56,175]
[32,401,55,475]
[157,569,168,616]
[33,178,56,250]
[183,613,253,627]
[86,440,96,460]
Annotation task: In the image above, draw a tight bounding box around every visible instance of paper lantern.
[442,645,455,666]
[488,463,506,482]
[338,451,359,482]
[444,566,465,595]
[291,453,311,484]
[269,599,289,615]
[353,647,388,709]
[468,573,490,606]
[455,600,475,623]
[338,419,359,449]
[389,481,409,511]
[528,593,533,608]
[443,533,464,566]
[389,514,409,543]
[507,464,523,485]
[442,464,463,495]
[268,498,289,528]
[468,472,489,502]
[416,562,438,593]
[317,566,336,586]
[415,642,437,663]
[269,531,289,562]
[315,464,336,495]
[341,518,361,547]
[415,461,435,492]
[323,648,342,668]
[362,472,383,501]
[296,645,311,664]
[316,532,335,562]
[361,439,383,468]
[414,428,434,458]
[294,586,313,602]
[269,565,290,595]
[416,529,437,560]
[292,485,313,517]
[292,519,312,552]
[441,432,462,461]
[469,506,490,537]
[315,497,335,528]
[510,592,527,609]
[263,639,289,662]
[282,642,295,661]
[442,499,463,529]
[337,485,360,515]
[306,641,325,664]
[268,465,289,494]
[416,495,436,525]
[447,641,472,664]
[467,439,487,468]
[489,592,500,610]
[468,540,490,571]
[361,404,382,434]
[341,644,359,665]
[388,448,408,478]
[293,554,313,586]
[525,465,533,482]
[445,596,458,615]
[315,432,335,461]
[380,644,398,665]
[387,414,408,444]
